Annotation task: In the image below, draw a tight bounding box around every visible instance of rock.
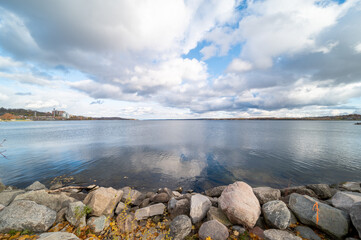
[50,182,63,190]
[158,187,173,197]
[350,202,361,238]
[146,192,156,199]
[0,200,56,233]
[87,215,110,233]
[264,229,301,240]
[134,203,166,220]
[175,187,183,193]
[0,189,25,206]
[250,226,266,239]
[151,192,170,203]
[14,189,76,211]
[68,192,87,202]
[289,193,349,239]
[253,187,281,205]
[172,191,182,198]
[38,232,79,239]
[295,226,321,240]
[0,204,4,211]
[190,194,212,224]
[256,216,266,229]
[116,212,138,233]
[340,182,361,192]
[219,181,261,228]
[139,198,150,208]
[169,198,190,219]
[331,191,361,212]
[83,187,123,216]
[169,215,192,240]
[55,207,67,223]
[306,184,334,199]
[26,181,47,191]
[290,211,298,225]
[121,187,142,205]
[232,225,246,234]
[207,206,232,227]
[205,186,227,197]
[199,220,229,240]
[115,201,127,215]
[0,181,5,193]
[262,200,291,230]
[281,186,317,198]
[65,201,87,227]
[206,196,218,207]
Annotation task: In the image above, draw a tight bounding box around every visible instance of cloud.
[227,59,253,72]
[15,92,32,96]
[90,99,104,105]
[355,42,361,53]
[25,100,63,109]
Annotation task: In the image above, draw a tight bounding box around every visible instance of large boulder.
[0,200,56,233]
[262,200,291,230]
[65,201,87,227]
[339,182,361,193]
[331,191,361,212]
[253,187,281,205]
[120,187,142,205]
[0,190,25,206]
[306,184,335,199]
[219,181,261,228]
[170,215,192,240]
[168,198,190,219]
[151,192,170,203]
[83,187,123,216]
[38,232,79,240]
[207,206,231,227]
[190,194,212,224]
[289,193,350,239]
[199,220,229,240]
[205,186,227,197]
[295,226,321,240]
[134,203,165,220]
[14,190,76,211]
[264,229,301,240]
[25,181,47,191]
[350,202,361,238]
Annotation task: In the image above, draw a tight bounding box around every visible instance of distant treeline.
[0,107,49,117]
[195,114,361,121]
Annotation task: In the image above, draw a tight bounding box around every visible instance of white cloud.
[0,56,22,68]
[227,59,253,72]
[25,100,62,109]
[355,42,361,53]
[0,93,9,101]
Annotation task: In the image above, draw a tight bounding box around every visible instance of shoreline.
[1,180,361,239]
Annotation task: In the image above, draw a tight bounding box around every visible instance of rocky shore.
[1,180,361,240]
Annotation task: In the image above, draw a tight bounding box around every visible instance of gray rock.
[55,207,67,223]
[0,204,4,211]
[0,189,25,206]
[151,192,170,203]
[190,194,212,224]
[281,186,317,198]
[232,225,246,234]
[264,229,301,240]
[14,189,76,211]
[139,198,150,208]
[116,212,138,233]
[219,181,261,228]
[262,200,291,230]
[207,206,231,227]
[115,201,127,215]
[38,232,79,239]
[121,187,142,205]
[173,191,182,198]
[295,226,321,240]
[340,182,361,192]
[289,193,350,239]
[331,191,361,212]
[205,186,227,197]
[134,203,165,220]
[169,198,190,219]
[0,200,56,233]
[199,220,229,240]
[87,215,110,233]
[256,216,266,229]
[350,202,361,238]
[253,187,281,205]
[306,184,334,199]
[26,181,47,191]
[206,196,218,207]
[290,211,298,225]
[49,182,63,190]
[83,187,123,216]
[169,215,192,240]
[66,201,87,227]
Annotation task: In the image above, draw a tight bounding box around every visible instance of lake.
[0,120,360,192]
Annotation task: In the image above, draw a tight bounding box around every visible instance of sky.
[0,0,361,119]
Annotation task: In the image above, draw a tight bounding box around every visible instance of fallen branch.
[47,184,98,193]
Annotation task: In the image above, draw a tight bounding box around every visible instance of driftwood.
[47,184,98,193]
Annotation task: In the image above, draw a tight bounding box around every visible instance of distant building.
[52,108,70,119]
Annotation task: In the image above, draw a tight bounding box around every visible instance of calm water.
[0,120,360,192]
